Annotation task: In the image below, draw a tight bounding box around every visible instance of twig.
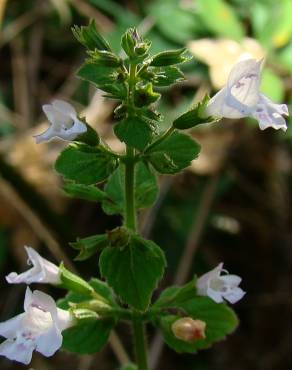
[149,174,220,370]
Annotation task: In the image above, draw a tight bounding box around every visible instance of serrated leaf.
[150,48,190,67]
[114,116,154,150]
[70,234,109,261]
[102,162,158,215]
[196,0,244,40]
[62,317,114,354]
[72,20,111,51]
[153,66,185,87]
[78,63,116,86]
[63,182,108,202]
[146,130,200,174]
[55,144,118,185]
[173,96,214,129]
[158,297,238,353]
[99,235,166,310]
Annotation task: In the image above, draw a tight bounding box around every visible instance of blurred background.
[0,0,292,369]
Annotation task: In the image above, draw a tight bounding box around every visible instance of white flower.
[197,263,245,304]
[0,288,73,364]
[34,100,87,143]
[6,246,61,285]
[205,59,289,131]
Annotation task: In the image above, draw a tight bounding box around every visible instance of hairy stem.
[125,146,136,231]
[133,315,149,370]
[124,61,149,370]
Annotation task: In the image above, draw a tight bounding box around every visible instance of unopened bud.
[171,317,206,342]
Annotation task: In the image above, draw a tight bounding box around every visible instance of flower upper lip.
[205,58,289,131]
[34,99,87,143]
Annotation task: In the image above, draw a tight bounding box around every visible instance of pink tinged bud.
[205,58,289,131]
[171,318,206,342]
[0,288,74,365]
[34,99,87,143]
[197,262,246,304]
[6,246,61,285]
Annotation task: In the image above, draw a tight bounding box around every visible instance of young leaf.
[87,50,122,68]
[78,63,116,86]
[70,234,109,261]
[99,235,166,310]
[55,144,118,185]
[102,162,159,215]
[158,297,238,353]
[152,66,185,87]
[145,130,200,174]
[114,116,154,150]
[150,49,190,67]
[154,278,197,308]
[72,20,111,51]
[173,96,214,129]
[63,182,108,202]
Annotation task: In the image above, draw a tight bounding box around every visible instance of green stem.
[144,125,175,153]
[124,146,136,231]
[133,315,149,370]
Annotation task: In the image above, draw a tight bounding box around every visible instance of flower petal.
[223,287,246,304]
[0,314,25,339]
[206,287,224,303]
[0,339,34,365]
[205,87,246,119]
[36,324,62,357]
[31,290,58,320]
[52,99,77,118]
[219,274,242,286]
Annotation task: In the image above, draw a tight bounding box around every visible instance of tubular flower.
[197,263,245,304]
[6,246,61,285]
[205,59,289,131]
[0,288,73,365]
[34,100,87,143]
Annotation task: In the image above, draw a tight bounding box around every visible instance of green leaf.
[72,20,111,51]
[70,234,109,261]
[87,50,122,67]
[99,235,166,310]
[55,144,118,185]
[173,96,214,129]
[102,162,159,215]
[133,83,161,108]
[77,63,116,86]
[114,116,154,150]
[154,278,197,308]
[63,182,108,202]
[158,297,238,353]
[152,66,185,87]
[196,0,244,40]
[78,63,127,99]
[150,49,190,67]
[62,317,114,354]
[146,130,200,174]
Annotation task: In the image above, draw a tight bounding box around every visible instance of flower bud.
[171,317,206,342]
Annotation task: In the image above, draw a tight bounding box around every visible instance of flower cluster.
[0,247,73,364]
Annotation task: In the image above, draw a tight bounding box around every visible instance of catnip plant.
[0,22,289,369]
